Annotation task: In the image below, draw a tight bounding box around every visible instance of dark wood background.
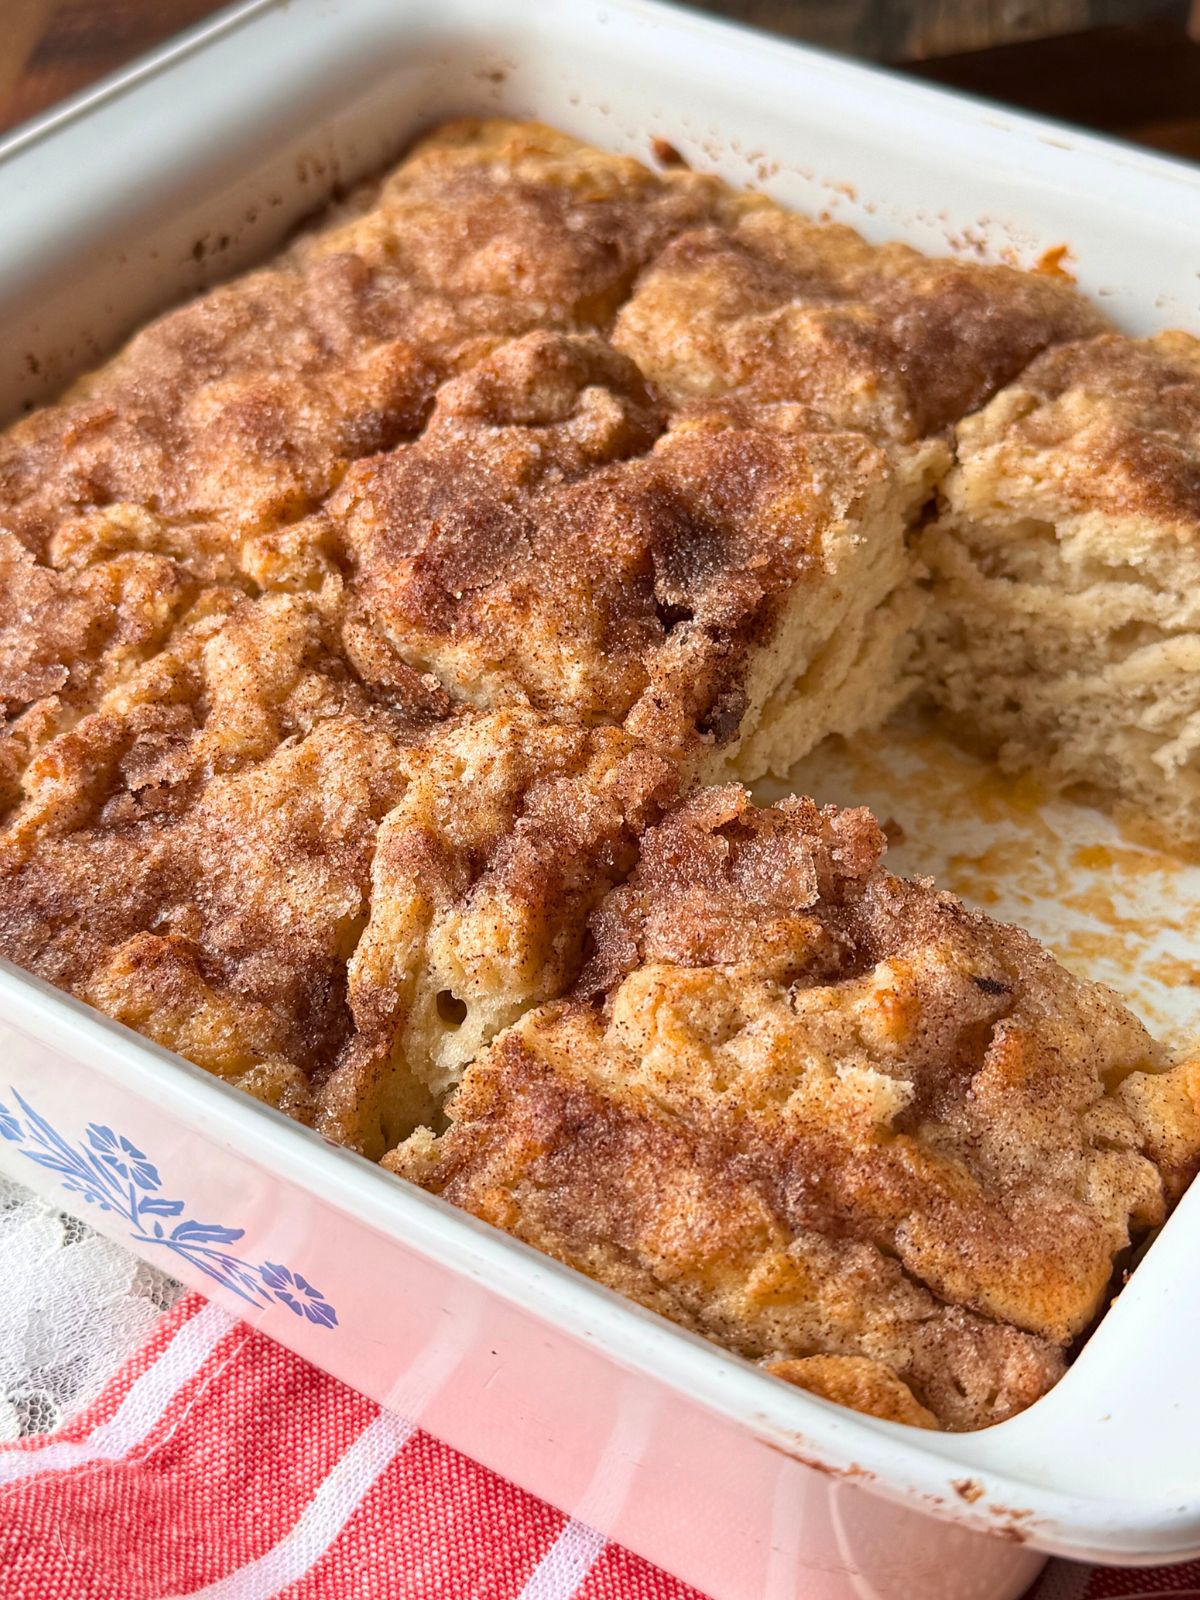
[3,0,1199,162]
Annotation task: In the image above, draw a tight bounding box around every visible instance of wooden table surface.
[3,0,1199,160]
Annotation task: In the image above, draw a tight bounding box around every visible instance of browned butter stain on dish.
[1147,953,1200,987]
[779,710,1200,1049]
[650,137,688,168]
[922,1489,1037,1543]
[985,1522,1032,1544]
[985,1506,1036,1542]
[1034,243,1076,281]
[759,1435,873,1484]
[1060,884,1190,939]
[1074,841,1177,877]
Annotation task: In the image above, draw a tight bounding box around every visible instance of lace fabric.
[0,1176,180,1439]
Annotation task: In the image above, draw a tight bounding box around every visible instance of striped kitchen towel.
[0,1292,1195,1600]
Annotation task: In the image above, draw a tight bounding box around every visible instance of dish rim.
[1,0,1199,1562]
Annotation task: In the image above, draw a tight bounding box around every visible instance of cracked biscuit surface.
[296,118,747,328]
[0,583,445,1120]
[392,789,1200,1429]
[0,119,735,572]
[319,327,944,781]
[613,209,1108,441]
[0,580,674,1153]
[920,331,1200,849]
[318,706,678,1157]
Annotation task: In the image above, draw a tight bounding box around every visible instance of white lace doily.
[0,1175,181,1440]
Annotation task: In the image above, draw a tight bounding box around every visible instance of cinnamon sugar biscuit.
[0,118,1196,1438]
[920,331,1200,848]
[317,706,677,1156]
[613,211,1107,441]
[392,790,1200,1428]
[0,587,440,1120]
[324,329,945,781]
[0,119,734,571]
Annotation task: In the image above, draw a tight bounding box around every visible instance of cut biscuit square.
[612,209,1108,441]
[0,118,732,572]
[390,787,1200,1429]
[919,331,1200,850]
[316,706,678,1156]
[0,585,446,1125]
[304,328,946,785]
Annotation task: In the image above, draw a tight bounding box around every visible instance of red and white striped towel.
[0,1293,1196,1600]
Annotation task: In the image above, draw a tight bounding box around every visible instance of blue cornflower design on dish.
[85,1124,161,1190]
[260,1263,339,1328]
[0,1088,338,1329]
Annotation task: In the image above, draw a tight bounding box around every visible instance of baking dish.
[2,3,1200,1596]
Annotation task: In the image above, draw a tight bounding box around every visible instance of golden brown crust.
[578,788,1175,1344]
[0,588,431,1081]
[0,258,441,568]
[0,711,407,1079]
[0,119,735,568]
[952,330,1200,528]
[317,707,679,1156]
[301,119,746,327]
[389,990,1066,1432]
[0,567,678,1151]
[393,789,1200,1428]
[613,212,1108,441]
[764,1356,938,1428]
[0,531,231,809]
[323,328,901,768]
[577,785,888,990]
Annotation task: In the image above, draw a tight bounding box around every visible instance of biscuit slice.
[316,707,677,1157]
[0,119,733,570]
[0,586,449,1126]
[919,332,1200,850]
[390,788,1200,1429]
[298,118,746,329]
[612,209,1108,442]
[0,571,677,1156]
[315,328,945,784]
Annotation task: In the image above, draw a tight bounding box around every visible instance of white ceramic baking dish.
[2,4,1200,1597]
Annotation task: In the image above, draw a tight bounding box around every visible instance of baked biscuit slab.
[316,706,677,1158]
[298,119,747,330]
[321,329,945,783]
[612,211,1108,442]
[390,789,1200,1429]
[0,120,734,571]
[0,586,447,1123]
[920,331,1200,849]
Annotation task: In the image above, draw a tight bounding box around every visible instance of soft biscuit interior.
[0,118,1198,1434]
[919,330,1200,851]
